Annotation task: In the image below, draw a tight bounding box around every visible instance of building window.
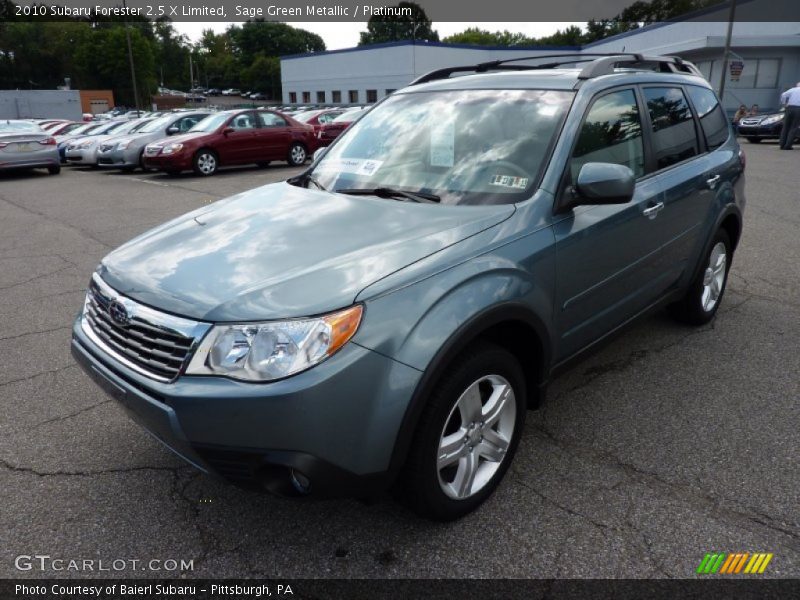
[302,91,311,103]
[332,90,341,103]
[366,89,377,103]
[385,89,396,96]
[289,92,297,103]
[316,91,325,103]
[348,90,359,103]
[755,59,780,88]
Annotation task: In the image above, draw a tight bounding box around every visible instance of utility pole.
[718,0,738,106]
[189,53,194,92]
[122,0,141,115]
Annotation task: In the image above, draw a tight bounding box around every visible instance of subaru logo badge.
[108,299,130,327]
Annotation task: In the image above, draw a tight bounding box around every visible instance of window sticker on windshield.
[490,175,529,189]
[316,158,383,175]
[430,119,455,167]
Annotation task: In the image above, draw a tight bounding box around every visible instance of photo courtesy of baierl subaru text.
[1,0,799,598]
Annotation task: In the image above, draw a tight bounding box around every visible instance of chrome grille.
[740,118,762,126]
[81,274,209,382]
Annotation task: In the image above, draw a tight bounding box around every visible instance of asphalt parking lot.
[0,144,798,580]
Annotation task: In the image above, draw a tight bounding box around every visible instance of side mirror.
[222,127,234,136]
[312,146,328,162]
[572,162,635,207]
[166,125,180,135]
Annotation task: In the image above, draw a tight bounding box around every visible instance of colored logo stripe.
[697,552,773,574]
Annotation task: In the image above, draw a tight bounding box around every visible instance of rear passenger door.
[639,86,716,282]
[553,88,669,361]
[255,111,291,160]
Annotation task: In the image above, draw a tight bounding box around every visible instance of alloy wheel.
[437,374,516,499]
[701,242,727,312]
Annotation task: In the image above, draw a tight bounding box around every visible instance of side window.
[571,89,645,180]
[685,86,729,151]
[178,117,199,132]
[643,87,699,169]
[257,112,287,128]
[230,112,256,131]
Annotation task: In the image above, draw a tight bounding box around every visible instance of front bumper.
[71,315,421,497]
[65,147,98,165]
[737,122,782,138]
[97,147,140,168]
[142,152,192,171]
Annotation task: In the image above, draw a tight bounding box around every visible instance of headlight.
[761,115,783,125]
[161,143,184,155]
[78,139,95,149]
[186,305,363,382]
[117,139,132,149]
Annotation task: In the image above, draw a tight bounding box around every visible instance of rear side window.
[571,89,645,179]
[643,87,699,169]
[685,86,729,150]
[258,112,287,128]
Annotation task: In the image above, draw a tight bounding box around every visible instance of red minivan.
[142,109,318,176]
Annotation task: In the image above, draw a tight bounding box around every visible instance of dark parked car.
[317,107,368,146]
[72,54,745,520]
[737,108,799,143]
[142,109,317,176]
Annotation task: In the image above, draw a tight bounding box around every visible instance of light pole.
[718,0,738,106]
[122,0,141,114]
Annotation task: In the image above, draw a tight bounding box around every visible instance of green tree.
[359,2,439,45]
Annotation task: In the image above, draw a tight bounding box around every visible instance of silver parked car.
[96,112,212,171]
[0,120,60,175]
[64,118,155,167]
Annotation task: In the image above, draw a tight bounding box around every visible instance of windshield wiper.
[336,187,440,203]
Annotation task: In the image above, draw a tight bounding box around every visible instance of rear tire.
[670,229,732,325]
[287,143,307,166]
[400,342,526,521]
[47,165,60,175]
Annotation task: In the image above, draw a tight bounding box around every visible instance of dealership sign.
[730,60,744,81]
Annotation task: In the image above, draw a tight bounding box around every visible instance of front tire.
[746,137,762,143]
[400,343,526,521]
[287,142,307,166]
[47,165,61,175]
[193,149,218,176]
[670,229,732,325]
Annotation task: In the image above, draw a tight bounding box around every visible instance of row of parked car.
[1,105,369,177]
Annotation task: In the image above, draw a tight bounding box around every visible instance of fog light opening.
[289,469,311,494]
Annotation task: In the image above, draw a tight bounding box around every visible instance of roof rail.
[409,53,703,86]
[577,54,702,79]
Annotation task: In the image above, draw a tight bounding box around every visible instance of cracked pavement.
[0,145,797,579]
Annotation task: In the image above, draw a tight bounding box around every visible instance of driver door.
[553,88,668,361]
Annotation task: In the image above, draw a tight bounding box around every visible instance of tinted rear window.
[686,86,729,151]
[643,87,699,169]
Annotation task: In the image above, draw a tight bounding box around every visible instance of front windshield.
[293,110,322,123]
[189,112,231,133]
[0,121,41,133]
[128,118,155,133]
[310,89,574,205]
[91,121,127,135]
[136,115,174,134]
[332,109,364,123]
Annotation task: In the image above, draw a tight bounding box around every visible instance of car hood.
[743,111,783,123]
[99,182,515,321]
[148,131,208,146]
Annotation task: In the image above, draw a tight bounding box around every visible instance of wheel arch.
[387,303,552,474]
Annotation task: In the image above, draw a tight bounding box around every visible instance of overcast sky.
[173,22,584,50]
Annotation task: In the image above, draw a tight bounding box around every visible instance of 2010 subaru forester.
[71,54,745,520]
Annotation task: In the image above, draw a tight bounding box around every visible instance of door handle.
[643,202,664,219]
[706,174,721,189]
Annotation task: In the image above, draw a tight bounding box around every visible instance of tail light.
[38,137,56,146]
[738,148,746,171]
